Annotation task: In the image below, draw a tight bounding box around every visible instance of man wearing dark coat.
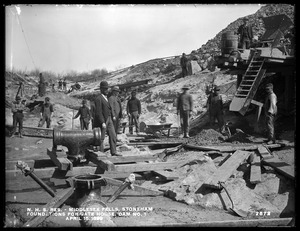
[94,81,121,156]
[237,18,253,49]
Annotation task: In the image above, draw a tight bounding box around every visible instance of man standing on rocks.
[10,96,26,138]
[73,99,92,130]
[127,90,141,135]
[38,97,54,128]
[264,83,277,144]
[94,81,120,156]
[177,86,193,138]
[237,18,253,49]
[207,85,224,133]
[180,53,189,77]
[108,86,123,135]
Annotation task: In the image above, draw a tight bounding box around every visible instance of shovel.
[219,182,248,218]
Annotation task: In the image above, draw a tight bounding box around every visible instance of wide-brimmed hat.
[16,96,21,100]
[45,97,50,101]
[82,99,87,104]
[112,86,120,92]
[182,85,189,90]
[100,81,109,89]
[243,18,249,22]
[265,83,273,89]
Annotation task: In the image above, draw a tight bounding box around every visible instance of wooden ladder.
[230,50,266,115]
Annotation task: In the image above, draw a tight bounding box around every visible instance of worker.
[237,18,253,49]
[73,99,92,130]
[126,90,141,135]
[62,79,67,91]
[10,96,26,138]
[207,85,225,133]
[90,98,96,129]
[52,83,55,92]
[264,83,277,144]
[180,53,189,77]
[94,81,120,156]
[108,86,123,135]
[177,86,193,138]
[38,97,54,128]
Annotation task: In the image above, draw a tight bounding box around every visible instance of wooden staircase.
[230,50,266,115]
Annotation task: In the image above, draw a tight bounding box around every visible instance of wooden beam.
[86,150,158,163]
[5,159,55,170]
[145,218,294,227]
[250,154,262,184]
[112,161,185,173]
[257,145,273,159]
[127,142,182,146]
[23,187,74,227]
[47,148,73,171]
[183,144,221,151]
[6,166,99,191]
[103,177,163,196]
[152,170,179,180]
[204,150,252,189]
[87,152,115,171]
[262,156,294,180]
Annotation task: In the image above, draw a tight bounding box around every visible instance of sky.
[5,4,262,75]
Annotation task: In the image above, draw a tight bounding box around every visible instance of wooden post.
[251,100,263,133]
[72,109,74,129]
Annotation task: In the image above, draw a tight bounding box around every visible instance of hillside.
[5,4,295,132]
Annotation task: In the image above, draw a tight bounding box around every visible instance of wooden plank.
[87,152,115,171]
[250,154,262,184]
[103,177,164,196]
[23,187,74,227]
[113,161,185,173]
[146,218,294,227]
[204,150,251,189]
[47,148,73,171]
[86,150,157,163]
[152,170,179,180]
[183,144,221,151]
[127,142,182,146]
[6,166,99,191]
[262,156,294,180]
[257,145,273,159]
[6,159,55,170]
[211,143,283,153]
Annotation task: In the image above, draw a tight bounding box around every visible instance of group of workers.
[9,77,277,154]
[73,81,141,156]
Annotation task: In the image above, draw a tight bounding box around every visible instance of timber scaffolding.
[6,130,294,227]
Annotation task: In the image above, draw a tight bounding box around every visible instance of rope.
[15,12,36,70]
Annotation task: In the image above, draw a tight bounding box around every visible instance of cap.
[182,85,189,90]
[100,81,109,89]
[265,83,273,89]
[45,97,50,101]
[16,96,21,100]
[112,86,120,92]
[214,85,220,91]
[82,99,87,104]
[243,18,249,22]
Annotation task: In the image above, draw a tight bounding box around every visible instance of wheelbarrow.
[145,123,173,137]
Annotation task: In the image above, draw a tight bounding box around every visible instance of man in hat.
[237,18,253,49]
[38,97,54,128]
[10,96,26,138]
[94,81,120,156]
[127,90,141,135]
[73,99,92,130]
[108,86,123,135]
[207,85,224,133]
[264,83,277,144]
[177,86,193,138]
[180,53,189,77]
